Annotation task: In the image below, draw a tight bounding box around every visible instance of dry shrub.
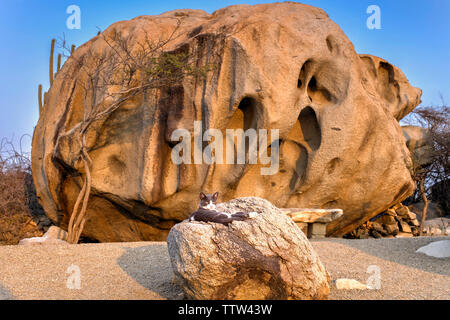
[0,136,44,245]
[404,105,449,212]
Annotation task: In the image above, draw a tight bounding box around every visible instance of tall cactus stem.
[49,38,55,86]
[57,53,61,73]
[38,84,43,116]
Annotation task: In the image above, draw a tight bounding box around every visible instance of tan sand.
[0,237,448,300]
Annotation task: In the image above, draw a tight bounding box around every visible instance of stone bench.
[281,208,343,239]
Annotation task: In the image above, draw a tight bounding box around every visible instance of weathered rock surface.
[167,197,330,300]
[402,126,433,168]
[409,201,445,221]
[32,2,421,241]
[18,226,68,246]
[416,240,450,258]
[43,226,68,241]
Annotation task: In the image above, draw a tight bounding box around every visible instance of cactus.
[38,84,43,115]
[57,53,61,72]
[49,38,55,86]
[39,39,75,117]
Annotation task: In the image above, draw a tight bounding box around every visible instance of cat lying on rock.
[188,192,257,226]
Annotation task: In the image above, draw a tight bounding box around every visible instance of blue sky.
[0,0,449,152]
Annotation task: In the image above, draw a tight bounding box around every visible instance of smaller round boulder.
[167,197,330,300]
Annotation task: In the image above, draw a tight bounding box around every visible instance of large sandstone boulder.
[32,2,421,241]
[167,197,330,300]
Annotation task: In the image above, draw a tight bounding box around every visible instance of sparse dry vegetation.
[0,136,46,245]
[404,104,450,234]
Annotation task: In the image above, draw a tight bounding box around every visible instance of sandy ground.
[0,237,448,300]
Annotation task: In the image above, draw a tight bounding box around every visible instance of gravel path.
[0,237,448,300]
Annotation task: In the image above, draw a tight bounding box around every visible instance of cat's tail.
[248,211,257,218]
[233,211,258,218]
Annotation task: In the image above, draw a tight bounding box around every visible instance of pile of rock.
[346,204,421,239]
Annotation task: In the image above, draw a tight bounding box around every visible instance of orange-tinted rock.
[32,3,421,241]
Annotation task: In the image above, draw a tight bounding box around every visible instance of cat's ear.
[199,192,207,200]
[212,192,219,202]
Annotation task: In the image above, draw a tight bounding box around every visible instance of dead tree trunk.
[418,178,429,236]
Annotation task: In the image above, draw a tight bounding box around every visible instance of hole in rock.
[298,106,321,151]
[326,157,341,174]
[326,35,339,54]
[226,97,260,163]
[307,76,334,104]
[298,60,312,89]
[288,143,308,191]
[377,61,397,103]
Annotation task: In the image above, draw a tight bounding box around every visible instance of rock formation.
[32,2,422,241]
[402,126,433,169]
[346,203,421,239]
[167,197,330,300]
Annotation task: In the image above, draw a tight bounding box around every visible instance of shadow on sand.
[116,243,184,299]
[319,237,450,276]
[0,282,14,300]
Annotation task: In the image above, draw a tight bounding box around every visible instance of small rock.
[416,240,450,258]
[359,231,370,239]
[379,214,396,225]
[28,220,38,227]
[372,222,386,234]
[399,221,412,233]
[370,229,383,239]
[335,279,368,290]
[384,224,399,235]
[18,237,68,246]
[385,208,397,217]
[396,232,413,238]
[406,211,417,221]
[44,226,68,241]
[396,206,410,219]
